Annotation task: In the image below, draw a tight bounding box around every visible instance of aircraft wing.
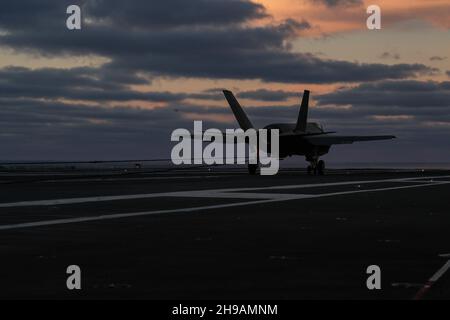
[304,135,396,146]
[279,131,336,137]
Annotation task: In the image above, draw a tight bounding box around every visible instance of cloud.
[1,79,449,161]
[0,0,447,162]
[316,80,450,108]
[0,66,189,102]
[0,0,267,31]
[0,95,255,160]
[0,1,64,31]
[379,52,401,60]
[85,0,268,29]
[0,99,179,160]
[0,0,435,84]
[309,0,363,7]
[238,89,298,101]
[430,56,447,61]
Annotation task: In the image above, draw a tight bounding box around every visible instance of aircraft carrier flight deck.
[1,167,449,300]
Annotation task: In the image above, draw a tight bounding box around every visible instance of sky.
[0,0,449,163]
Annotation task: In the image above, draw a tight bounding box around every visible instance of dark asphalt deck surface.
[0,168,449,300]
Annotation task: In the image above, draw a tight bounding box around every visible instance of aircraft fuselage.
[264,123,331,159]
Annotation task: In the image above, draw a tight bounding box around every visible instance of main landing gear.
[307,159,325,176]
[248,164,258,175]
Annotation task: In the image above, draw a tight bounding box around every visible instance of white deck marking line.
[40,175,235,183]
[413,260,450,300]
[171,191,307,200]
[1,175,449,208]
[0,192,174,208]
[397,180,436,183]
[196,175,450,193]
[0,180,449,231]
[172,181,450,200]
[0,198,283,231]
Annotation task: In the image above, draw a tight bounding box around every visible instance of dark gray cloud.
[0,100,176,160]
[0,0,435,84]
[316,80,450,108]
[0,0,266,31]
[0,0,447,162]
[0,95,250,161]
[2,89,449,162]
[0,1,66,31]
[85,0,268,29]
[103,47,433,84]
[0,66,189,102]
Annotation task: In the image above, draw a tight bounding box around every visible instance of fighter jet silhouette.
[223,90,395,175]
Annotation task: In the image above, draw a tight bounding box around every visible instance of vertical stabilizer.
[223,90,254,130]
[295,90,310,132]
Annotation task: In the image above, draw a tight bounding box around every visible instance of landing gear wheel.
[317,160,325,176]
[248,164,258,175]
